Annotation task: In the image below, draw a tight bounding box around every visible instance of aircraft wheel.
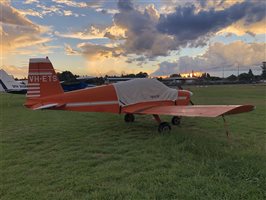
[158,122,171,133]
[171,116,181,125]
[124,114,135,122]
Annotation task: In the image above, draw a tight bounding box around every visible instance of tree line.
[57,62,266,83]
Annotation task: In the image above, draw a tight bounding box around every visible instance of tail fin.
[26,57,64,99]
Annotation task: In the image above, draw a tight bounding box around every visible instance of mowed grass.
[0,84,265,200]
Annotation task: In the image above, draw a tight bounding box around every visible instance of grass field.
[1,84,265,199]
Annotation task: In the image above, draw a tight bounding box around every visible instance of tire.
[171,116,181,125]
[158,122,171,133]
[124,114,135,122]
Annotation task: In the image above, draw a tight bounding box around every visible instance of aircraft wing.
[123,105,254,117]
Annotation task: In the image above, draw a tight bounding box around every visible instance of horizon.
[1,0,265,79]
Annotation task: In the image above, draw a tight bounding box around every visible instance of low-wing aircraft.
[0,69,27,94]
[24,58,254,133]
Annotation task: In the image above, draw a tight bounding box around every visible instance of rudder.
[27,57,63,99]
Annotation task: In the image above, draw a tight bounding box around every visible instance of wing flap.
[126,105,254,117]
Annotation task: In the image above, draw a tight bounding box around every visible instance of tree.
[136,72,148,78]
[170,74,181,78]
[226,74,237,81]
[238,73,250,82]
[261,62,266,79]
[57,71,77,82]
[248,69,254,81]
[200,73,211,80]
[121,72,148,78]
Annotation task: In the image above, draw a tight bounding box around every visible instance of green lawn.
[0,84,265,199]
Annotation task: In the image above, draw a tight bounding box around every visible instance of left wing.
[123,105,254,117]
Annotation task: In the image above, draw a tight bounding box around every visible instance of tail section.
[26,57,63,99]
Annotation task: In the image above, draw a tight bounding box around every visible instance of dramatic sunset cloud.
[1,0,265,78]
[152,41,265,76]
[0,1,52,54]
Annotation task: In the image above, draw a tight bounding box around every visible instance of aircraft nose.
[183,90,193,97]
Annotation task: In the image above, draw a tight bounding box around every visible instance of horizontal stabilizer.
[124,105,255,117]
[31,103,64,110]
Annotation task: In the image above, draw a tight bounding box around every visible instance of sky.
[1,0,265,78]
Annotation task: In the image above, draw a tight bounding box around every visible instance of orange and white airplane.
[24,57,254,133]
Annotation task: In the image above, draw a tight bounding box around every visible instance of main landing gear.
[158,122,171,132]
[171,116,181,125]
[124,114,181,133]
[124,113,135,122]
[154,115,181,133]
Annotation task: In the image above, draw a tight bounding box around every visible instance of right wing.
[123,105,255,117]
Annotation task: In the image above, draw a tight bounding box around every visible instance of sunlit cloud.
[23,0,39,4]
[56,25,126,40]
[52,0,87,8]
[1,2,53,55]
[1,0,265,78]
[77,42,123,60]
[1,65,28,78]
[18,8,44,18]
[152,41,265,76]
[52,0,105,8]
[64,43,80,55]
[83,56,153,77]
[63,10,79,17]
[95,8,119,15]
[218,19,266,36]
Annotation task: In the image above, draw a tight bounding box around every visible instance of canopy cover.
[113,78,178,106]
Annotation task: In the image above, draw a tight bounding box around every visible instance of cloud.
[114,1,179,58]
[57,0,265,68]
[77,42,122,60]
[19,9,44,18]
[150,61,178,76]
[56,25,126,40]
[0,1,52,54]
[63,10,79,17]
[12,44,60,55]
[52,0,104,8]
[23,0,39,4]
[157,1,265,44]
[64,43,80,55]
[52,0,87,8]
[36,4,63,16]
[1,65,28,78]
[110,0,265,59]
[20,4,80,17]
[218,19,266,36]
[95,8,119,15]
[64,39,123,62]
[151,41,265,76]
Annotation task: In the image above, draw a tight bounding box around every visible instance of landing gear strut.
[124,114,135,122]
[153,114,172,133]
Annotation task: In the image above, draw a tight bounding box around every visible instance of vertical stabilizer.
[27,57,63,99]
